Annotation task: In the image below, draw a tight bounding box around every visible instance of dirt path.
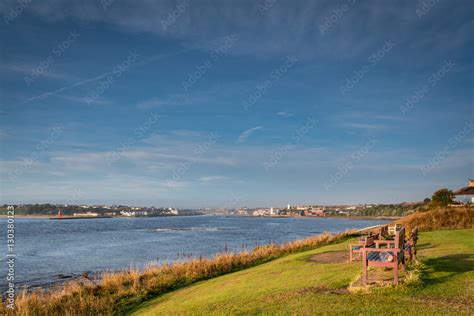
[308,251,349,263]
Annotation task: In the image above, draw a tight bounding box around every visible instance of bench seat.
[367,251,393,262]
[349,236,376,261]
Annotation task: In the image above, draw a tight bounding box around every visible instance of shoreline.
[232,215,399,220]
[0,214,399,220]
[1,220,390,292]
[0,214,198,219]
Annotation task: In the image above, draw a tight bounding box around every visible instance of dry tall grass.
[395,206,473,232]
[2,231,354,315]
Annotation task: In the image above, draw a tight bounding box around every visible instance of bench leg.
[394,264,399,285]
[362,252,367,285]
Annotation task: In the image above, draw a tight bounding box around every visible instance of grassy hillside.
[7,232,354,315]
[395,207,473,232]
[133,229,474,315]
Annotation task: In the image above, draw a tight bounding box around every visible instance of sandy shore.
[0,214,52,218]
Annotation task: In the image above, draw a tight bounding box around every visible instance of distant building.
[454,180,474,204]
[73,211,99,217]
[253,209,266,216]
[270,207,280,215]
[308,208,324,216]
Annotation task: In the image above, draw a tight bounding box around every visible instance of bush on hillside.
[396,207,473,232]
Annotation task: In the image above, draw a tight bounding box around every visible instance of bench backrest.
[364,235,375,247]
[395,227,405,249]
[388,224,401,236]
[410,227,418,245]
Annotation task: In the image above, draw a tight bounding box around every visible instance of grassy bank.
[3,208,472,315]
[395,206,473,232]
[133,228,474,315]
[3,231,355,315]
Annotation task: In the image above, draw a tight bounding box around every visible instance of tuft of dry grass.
[395,206,473,232]
[1,231,355,315]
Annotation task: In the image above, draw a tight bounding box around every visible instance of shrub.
[395,206,473,232]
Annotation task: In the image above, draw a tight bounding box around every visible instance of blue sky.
[0,0,472,208]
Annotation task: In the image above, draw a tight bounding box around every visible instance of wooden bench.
[388,224,401,236]
[404,227,418,261]
[349,235,375,261]
[361,227,405,285]
[378,225,389,239]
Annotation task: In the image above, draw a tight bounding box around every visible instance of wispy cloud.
[136,81,255,110]
[340,123,386,130]
[0,62,80,83]
[199,175,226,182]
[237,126,262,143]
[4,0,469,62]
[137,94,191,109]
[55,94,109,105]
[276,111,293,117]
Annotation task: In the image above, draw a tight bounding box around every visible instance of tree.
[431,188,455,207]
[423,198,431,203]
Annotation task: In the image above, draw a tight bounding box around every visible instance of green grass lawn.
[131,229,474,315]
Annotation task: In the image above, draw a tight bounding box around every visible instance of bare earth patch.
[308,251,349,264]
[297,286,350,295]
[351,267,407,287]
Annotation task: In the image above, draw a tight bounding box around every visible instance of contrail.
[22,72,114,103]
[22,50,186,104]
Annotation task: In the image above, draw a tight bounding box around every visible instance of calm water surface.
[0,216,389,290]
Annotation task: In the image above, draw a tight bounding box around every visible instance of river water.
[0,215,389,290]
